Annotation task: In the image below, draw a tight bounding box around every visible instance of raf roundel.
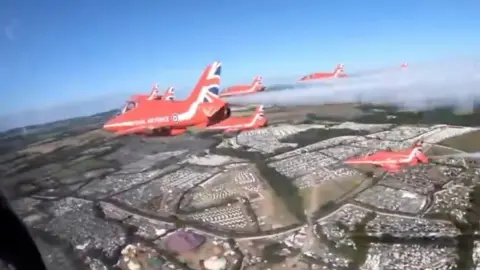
[172,113,179,122]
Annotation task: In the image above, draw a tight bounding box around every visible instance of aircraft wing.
[113,120,170,135]
[114,125,149,136]
[223,128,240,133]
[381,163,402,172]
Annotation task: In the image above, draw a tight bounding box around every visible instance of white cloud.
[227,58,480,111]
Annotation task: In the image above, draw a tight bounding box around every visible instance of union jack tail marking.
[164,87,175,101]
[256,105,265,118]
[186,61,222,103]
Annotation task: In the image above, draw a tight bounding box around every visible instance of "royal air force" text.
[129,114,178,126]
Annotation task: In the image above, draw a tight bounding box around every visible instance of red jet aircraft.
[103,61,231,136]
[120,86,175,116]
[129,85,175,103]
[298,64,347,82]
[205,105,268,133]
[219,76,265,97]
[401,62,408,69]
[344,141,429,173]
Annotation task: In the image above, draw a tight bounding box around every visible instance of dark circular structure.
[164,231,206,253]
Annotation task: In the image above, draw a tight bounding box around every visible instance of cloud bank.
[0,93,131,131]
[227,58,480,111]
[3,57,480,132]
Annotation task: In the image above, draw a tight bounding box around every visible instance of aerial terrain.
[2,104,480,270]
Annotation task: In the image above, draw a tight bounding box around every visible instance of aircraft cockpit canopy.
[120,101,137,115]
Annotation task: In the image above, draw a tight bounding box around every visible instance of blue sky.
[1,0,480,117]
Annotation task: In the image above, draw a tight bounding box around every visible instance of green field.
[439,130,480,152]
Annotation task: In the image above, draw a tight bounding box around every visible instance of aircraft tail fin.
[415,150,429,163]
[252,76,263,85]
[255,105,265,117]
[409,139,429,163]
[252,76,264,91]
[412,139,424,148]
[333,64,345,77]
[147,83,160,100]
[163,86,175,101]
[186,61,221,103]
[186,62,227,119]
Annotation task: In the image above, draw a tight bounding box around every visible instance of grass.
[439,130,480,152]
[300,174,370,215]
[425,145,465,157]
[257,189,300,228]
[231,109,256,117]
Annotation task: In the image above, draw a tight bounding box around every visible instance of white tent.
[203,256,227,270]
